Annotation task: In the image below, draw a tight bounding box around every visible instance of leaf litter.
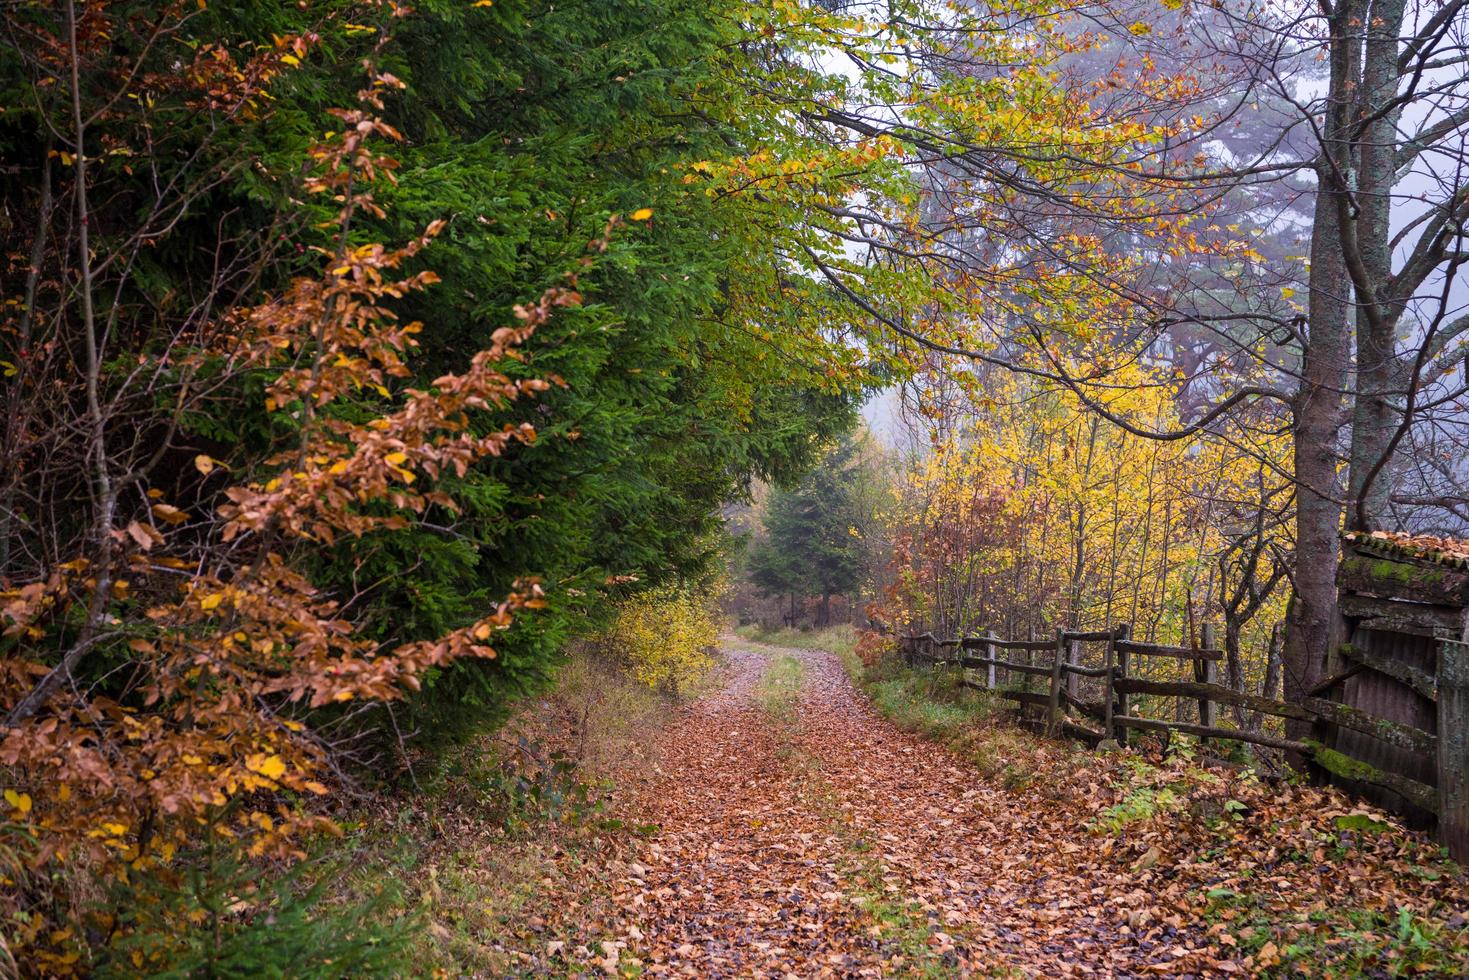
[579,642,1469,978]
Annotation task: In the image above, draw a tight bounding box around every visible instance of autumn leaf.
[245,755,287,781]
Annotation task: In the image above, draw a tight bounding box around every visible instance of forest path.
[614,639,1215,978]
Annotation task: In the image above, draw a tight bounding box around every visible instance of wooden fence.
[899,605,1469,859]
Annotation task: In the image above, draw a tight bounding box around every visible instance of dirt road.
[614,640,1218,977]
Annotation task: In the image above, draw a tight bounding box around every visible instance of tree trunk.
[1283,0,1358,733]
[1344,0,1409,532]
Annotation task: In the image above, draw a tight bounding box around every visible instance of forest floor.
[597,637,1468,978]
[362,635,1469,977]
[607,638,1153,976]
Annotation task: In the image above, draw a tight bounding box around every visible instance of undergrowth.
[311,648,676,976]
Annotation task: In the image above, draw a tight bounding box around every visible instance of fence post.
[983,629,996,689]
[1199,624,1218,742]
[1102,623,1118,747]
[1048,627,1066,736]
[1115,623,1131,746]
[1023,626,1035,696]
[1438,640,1469,862]
[1065,636,1079,700]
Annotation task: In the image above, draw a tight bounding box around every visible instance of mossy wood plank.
[1338,555,1469,606]
[1309,742,1439,814]
[1337,642,1438,700]
[1301,696,1436,753]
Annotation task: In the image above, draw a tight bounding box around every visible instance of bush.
[603,588,719,696]
[100,853,412,978]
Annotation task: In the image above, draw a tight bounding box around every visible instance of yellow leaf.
[1280,286,1295,299]
[281,53,301,67]
[472,0,493,6]
[630,208,654,221]
[4,790,31,814]
[199,593,224,611]
[247,754,287,780]
[194,454,216,475]
[384,451,408,466]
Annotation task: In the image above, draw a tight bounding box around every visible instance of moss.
[1311,743,1383,784]
[1308,742,1438,812]
[1345,556,1455,588]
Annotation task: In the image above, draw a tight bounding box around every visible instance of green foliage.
[342,0,870,736]
[101,853,413,979]
[747,435,874,621]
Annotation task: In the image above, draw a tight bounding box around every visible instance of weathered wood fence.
[898,624,1296,751]
[899,550,1469,860]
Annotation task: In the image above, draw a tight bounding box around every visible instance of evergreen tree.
[748,436,870,626]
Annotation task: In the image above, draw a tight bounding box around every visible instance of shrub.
[603,588,718,696]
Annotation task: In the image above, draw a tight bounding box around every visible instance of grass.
[1199,886,1469,977]
[754,651,806,720]
[735,622,857,658]
[857,655,1088,791]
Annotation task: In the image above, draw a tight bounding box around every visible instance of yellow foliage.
[604,588,718,695]
[883,366,1291,693]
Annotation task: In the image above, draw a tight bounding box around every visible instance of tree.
[748,436,874,627]
[0,0,878,967]
[733,0,1469,719]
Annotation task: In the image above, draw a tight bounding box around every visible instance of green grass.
[735,622,857,658]
[755,652,806,721]
[855,657,1086,789]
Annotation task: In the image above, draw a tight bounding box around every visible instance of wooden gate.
[1319,533,1469,854]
